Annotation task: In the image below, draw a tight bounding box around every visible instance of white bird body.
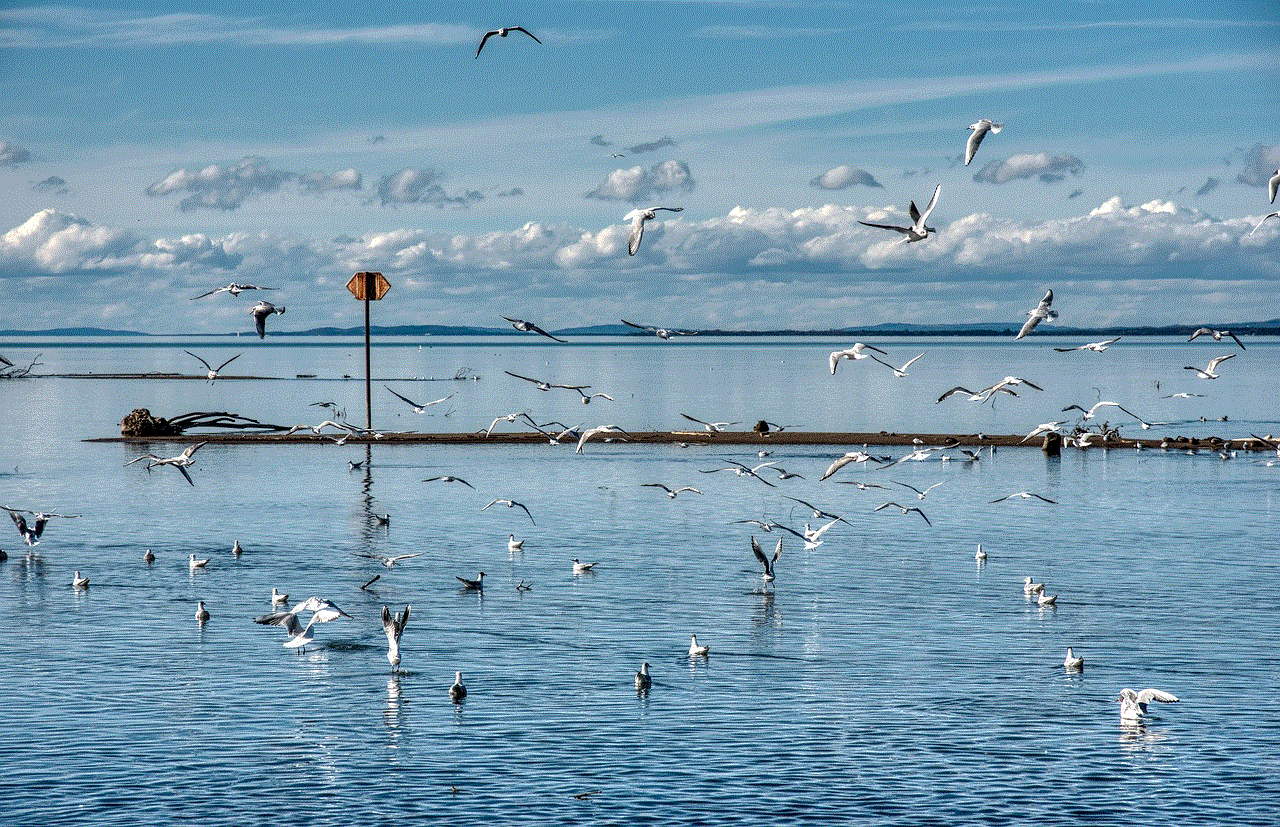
[1117,687,1178,722]
[1054,337,1120,353]
[450,671,467,701]
[820,450,881,480]
[975,544,987,561]
[1064,647,1083,670]
[689,635,709,656]
[635,662,651,690]
[381,604,411,672]
[965,118,1003,165]
[859,184,941,243]
[1016,289,1057,339]
[627,207,683,255]
[271,588,289,605]
[572,558,596,574]
[189,553,210,570]
[1023,576,1043,594]
[1037,591,1057,606]
[576,424,630,453]
[507,534,524,553]
[72,570,89,589]
[195,601,210,622]
[190,282,276,300]
[1185,353,1236,379]
[829,342,888,374]
[250,301,285,339]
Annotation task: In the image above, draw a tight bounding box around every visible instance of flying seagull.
[751,535,782,584]
[190,282,276,300]
[1270,168,1280,204]
[481,498,535,523]
[123,441,208,485]
[621,319,695,339]
[503,370,591,394]
[1054,337,1120,353]
[858,183,941,243]
[422,475,475,488]
[184,351,241,383]
[381,605,411,673]
[681,413,741,432]
[1248,211,1279,235]
[575,424,630,453]
[828,343,887,374]
[251,301,286,339]
[500,314,566,343]
[965,118,1003,166]
[1187,327,1246,351]
[1184,353,1236,379]
[641,483,703,499]
[868,352,924,377]
[820,450,883,480]
[627,206,684,256]
[874,501,932,526]
[385,385,455,413]
[475,26,541,58]
[990,491,1056,504]
[4,506,78,546]
[1016,289,1056,339]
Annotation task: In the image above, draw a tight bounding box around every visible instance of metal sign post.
[345,272,391,432]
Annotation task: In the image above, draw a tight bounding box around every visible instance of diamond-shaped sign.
[347,271,391,301]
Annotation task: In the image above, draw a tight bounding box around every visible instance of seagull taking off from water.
[859,183,941,243]
[1188,327,1246,351]
[190,282,276,300]
[965,119,1003,166]
[385,385,455,413]
[627,207,684,255]
[475,26,541,58]
[4,506,78,546]
[828,343,887,374]
[481,498,535,523]
[1117,687,1178,723]
[382,605,411,673]
[500,314,566,343]
[184,351,241,383]
[751,535,781,584]
[1016,289,1056,339]
[250,301,285,339]
[1184,353,1235,379]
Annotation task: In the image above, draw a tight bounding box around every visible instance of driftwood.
[120,408,283,437]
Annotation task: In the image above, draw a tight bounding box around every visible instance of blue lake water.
[1,335,1277,825]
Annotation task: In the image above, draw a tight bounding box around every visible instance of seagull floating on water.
[456,572,485,590]
[859,184,941,243]
[965,118,1003,166]
[627,207,683,255]
[475,26,541,58]
[382,604,411,673]
[189,553,210,570]
[72,569,89,589]
[1117,687,1178,723]
[250,301,285,339]
[689,634,709,656]
[572,558,597,574]
[975,544,987,561]
[1016,289,1057,339]
[500,314,565,343]
[1064,647,1084,670]
[507,534,524,553]
[1184,353,1235,379]
[195,601,210,622]
[450,671,468,701]
[271,588,289,605]
[1023,576,1044,594]
[829,343,888,374]
[635,662,651,691]
[1187,327,1246,351]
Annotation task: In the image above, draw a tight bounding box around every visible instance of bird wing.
[190,286,228,300]
[511,26,542,43]
[1207,354,1236,372]
[937,386,976,402]
[384,385,421,407]
[964,127,985,166]
[175,465,195,485]
[1225,331,1246,350]
[899,353,924,371]
[1015,315,1042,339]
[529,323,567,343]
[184,351,213,371]
[621,318,657,333]
[1271,171,1279,204]
[1135,688,1179,704]
[514,502,536,523]
[680,413,709,427]
[214,353,242,371]
[475,30,497,57]
[858,220,909,234]
[503,370,543,385]
[918,184,941,224]
[751,535,766,565]
[627,212,646,255]
[253,308,267,338]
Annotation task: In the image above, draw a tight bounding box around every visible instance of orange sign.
[346,271,391,301]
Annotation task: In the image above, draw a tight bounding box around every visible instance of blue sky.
[2,1,1278,334]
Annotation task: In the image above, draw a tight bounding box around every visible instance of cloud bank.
[973,152,1085,185]
[585,160,696,203]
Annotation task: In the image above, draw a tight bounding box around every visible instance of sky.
[2,1,1279,334]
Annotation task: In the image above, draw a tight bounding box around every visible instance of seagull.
[1037,590,1057,607]
[190,282,276,300]
[500,314,566,343]
[189,553,210,570]
[1062,401,1125,421]
[1016,289,1057,339]
[1117,687,1178,723]
[195,601,210,622]
[381,605,411,673]
[802,516,845,547]
[576,390,614,404]
[358,552,422,569]
[820,450,883,480]
[516,580,533,592]
[1270,168,1280,204]
[1064,647,1084,670]
[874,501,932,526]
[144,548,155,564]
[991,491,1056,504]
[4,507,79,546]
[423,475,475,488]
[250,301,285,339]
[504,370,590,393]
[1021,421,1068,443]
[783,496,846,522]
[635,662,651,691]
[700,459,778,487]
[576,424,630,453]
[689,634,709,657]
[868,352,924,378]
[1188,327,1246,351]
[450,671,468,701]
[184,351,242,383]
[680,413,741,432]
[1252,211,1280,235]
[891,480,945,500]
[572,558,597,574]
[859,183,941,243]
[828,343,887,374]
[257,596,352,627]
[751,535,781,583]
[507,534,524,553]
[627,206,683,255]
[72,570,89,589]
[936,385,1018,404]
[385,385,455,413]
[271,588,289,606]
[1185,353,1236,379]
[1023,576,1044,594]
[481,498,535,523]
[833,479,893,491]
[1161,392,1205,399]
[456,572,485,590]
[621,319,694,339]
[485,410,539,436]
[475,25,541,58]
[642,483,703,499]
[965,118,1003,165]
[123,441,208,485]
[975,544,987,561]
[1054,337,1121,353]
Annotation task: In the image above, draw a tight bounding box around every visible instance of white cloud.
[300,168,362,193]
[1236,143,1280,188]
[374,168,483,207]
[810,165,882,190]
[973,153,1085,185]
[145,156,294,211]
[585,160,696,203]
